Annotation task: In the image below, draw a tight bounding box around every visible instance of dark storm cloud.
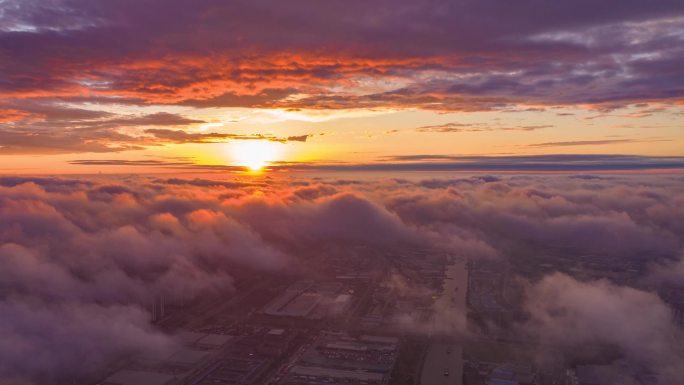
[1,0,683,109]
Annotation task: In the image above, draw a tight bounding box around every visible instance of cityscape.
[2,174,684,385]
[88,239,682,385]
[2,1,684,385]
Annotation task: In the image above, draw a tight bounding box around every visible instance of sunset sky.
[4,3,684,384]
[1,0,684,173]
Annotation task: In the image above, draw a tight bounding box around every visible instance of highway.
[420,259,467,385]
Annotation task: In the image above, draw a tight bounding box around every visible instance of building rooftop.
[279,292,321,317]
[166,348,210,366]
[175,331,205,345]
[102,370,176,385]
[576,365,641,385]
[488,379,518,385]
[196,333,233,348]
[291,365,384,382]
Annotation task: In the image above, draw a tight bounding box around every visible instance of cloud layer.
[2,0,683,108]
[524,273,684,380]
[1,174,684,382]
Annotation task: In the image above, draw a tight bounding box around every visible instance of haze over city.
[1,1,684,385]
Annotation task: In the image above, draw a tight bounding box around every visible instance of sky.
[1,0,684,174]
[2,3,684,383]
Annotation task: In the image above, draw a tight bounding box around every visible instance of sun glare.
[231,140,281,171]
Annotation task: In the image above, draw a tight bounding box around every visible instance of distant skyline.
[1,0,684,173]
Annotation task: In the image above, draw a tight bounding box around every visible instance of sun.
[231,140,281,171]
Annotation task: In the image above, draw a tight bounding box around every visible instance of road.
[420,259,467,385]
[420,342,463,385]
